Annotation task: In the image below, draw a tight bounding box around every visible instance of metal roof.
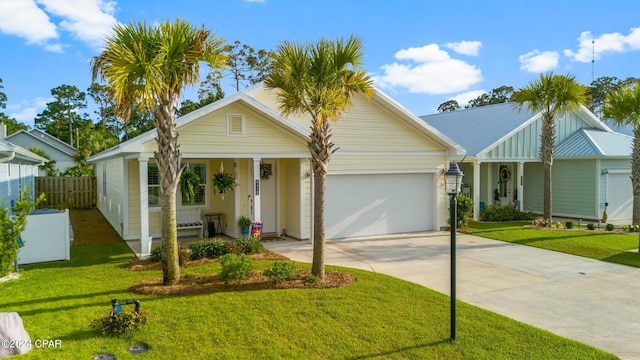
[601,119,635,137]
[420,102,534,155]
[555,129,632,157]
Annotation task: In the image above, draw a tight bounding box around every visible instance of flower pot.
[241,226,250,238]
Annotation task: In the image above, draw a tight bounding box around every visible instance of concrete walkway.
[263,232,640,360]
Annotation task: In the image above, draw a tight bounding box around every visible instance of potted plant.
[180,166,202,202]
[212,171,237,200]
[238,215,252,237]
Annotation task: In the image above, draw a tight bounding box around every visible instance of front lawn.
[1,241,616,359]
[467,221,640,267]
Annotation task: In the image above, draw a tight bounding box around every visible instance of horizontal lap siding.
[329,155,446,172]
[141,103,307,154]
[332,96,444,152]
[97,158,124,236]
[553,160,597,218]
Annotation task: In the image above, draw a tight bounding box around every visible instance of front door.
[259,159,277,234]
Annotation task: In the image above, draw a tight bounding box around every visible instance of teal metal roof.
[420,102,534,155]
[555,129,632,157]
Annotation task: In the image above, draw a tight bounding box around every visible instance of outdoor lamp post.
[444,161,463,342]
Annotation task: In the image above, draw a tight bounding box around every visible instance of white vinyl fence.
[18,209,70,265]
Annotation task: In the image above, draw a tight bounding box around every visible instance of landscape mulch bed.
[127,250,356,295]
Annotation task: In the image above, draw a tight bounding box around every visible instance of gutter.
[0,146,16,163]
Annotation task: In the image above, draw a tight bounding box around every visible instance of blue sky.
[1,0,640,128]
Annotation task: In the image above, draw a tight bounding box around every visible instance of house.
[0,124,48,206]
[5,128,77,175]
[88,85,464,257]
[421,103,633,223]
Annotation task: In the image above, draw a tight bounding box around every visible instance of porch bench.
[176,209,203,238]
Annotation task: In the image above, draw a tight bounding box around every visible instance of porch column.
[138,156,152,259]
[517,161,524,211]
[486,162,493,207]
[253,158,261,222]
[473,161,481,219]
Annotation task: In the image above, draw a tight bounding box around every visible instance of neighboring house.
[5,128,77,175]
[421,103,633,223]
[0,124,48,206]
[88,84,464,257]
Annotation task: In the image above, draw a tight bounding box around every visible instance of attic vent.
[227,113,246,137]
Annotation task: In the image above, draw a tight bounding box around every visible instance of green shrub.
[91,311,147,337]
[150,246,189,265]
[605,223,615,231]
[565,221,574,229]
[306,273,321,284]
[232,237,265,255]
[586,223,595,230]
[189,238,227,260]
[481,205,534,222]
[455,194,473,228]
[219,254,252,283]
[264,261,295,283]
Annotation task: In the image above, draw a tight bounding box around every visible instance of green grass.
[2,241,616,359]
[467,221,640,267]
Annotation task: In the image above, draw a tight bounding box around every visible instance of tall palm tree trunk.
[541,114,555,219]
[309,117,335,279]
[155,98,182,285]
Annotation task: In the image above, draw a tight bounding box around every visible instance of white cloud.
[7,97,50,127]
[451,90,486,106]
[0,0,117,51]
[0,0,58,44]
[443,41,482,56]
[374,44,483,95]
[564,28,640,62]
[37,0,118,47]
[519,50,559,73]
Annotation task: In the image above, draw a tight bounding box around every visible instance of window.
[227,113,245,137]
[181,163,206,206]
[148,162,207,207]
[148,163,160,207]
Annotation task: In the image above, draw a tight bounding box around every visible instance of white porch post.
[518,161,524,211]
[253,158,261,222]
[473,161,481,219]
[138,156,152,259]
[486,162,493,206]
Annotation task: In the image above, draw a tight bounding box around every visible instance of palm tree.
[91,19,226,285]
[603,83,640,225]
[265,35,374,279]
[512,72,590,220]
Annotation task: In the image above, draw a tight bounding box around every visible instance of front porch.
[126,156,311,257]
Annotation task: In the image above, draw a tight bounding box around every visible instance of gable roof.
[0,139,48,164]
[89,85,465,163]
[5,129,77,156]
[555,129,632,157]
[88,90,311,162]
[421,102,612,158]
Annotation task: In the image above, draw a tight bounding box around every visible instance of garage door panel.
[326,174,432,239]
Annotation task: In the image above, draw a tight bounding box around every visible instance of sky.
[1,0,640,128]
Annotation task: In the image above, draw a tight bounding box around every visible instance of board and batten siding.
[484,112,594,160]
[140,103,308,155]
[96,157,125,237]
[127,159,141,238]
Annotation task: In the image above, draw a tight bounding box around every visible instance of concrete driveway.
[264,232,640,360]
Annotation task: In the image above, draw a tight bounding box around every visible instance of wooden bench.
[176,209,203,238]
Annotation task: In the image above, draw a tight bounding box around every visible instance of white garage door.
[607,172,632,221]
[325,173,433,239]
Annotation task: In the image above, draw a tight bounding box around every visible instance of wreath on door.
[499,166,511,183]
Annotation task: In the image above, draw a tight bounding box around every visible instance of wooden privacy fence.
[35,176,97,209]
